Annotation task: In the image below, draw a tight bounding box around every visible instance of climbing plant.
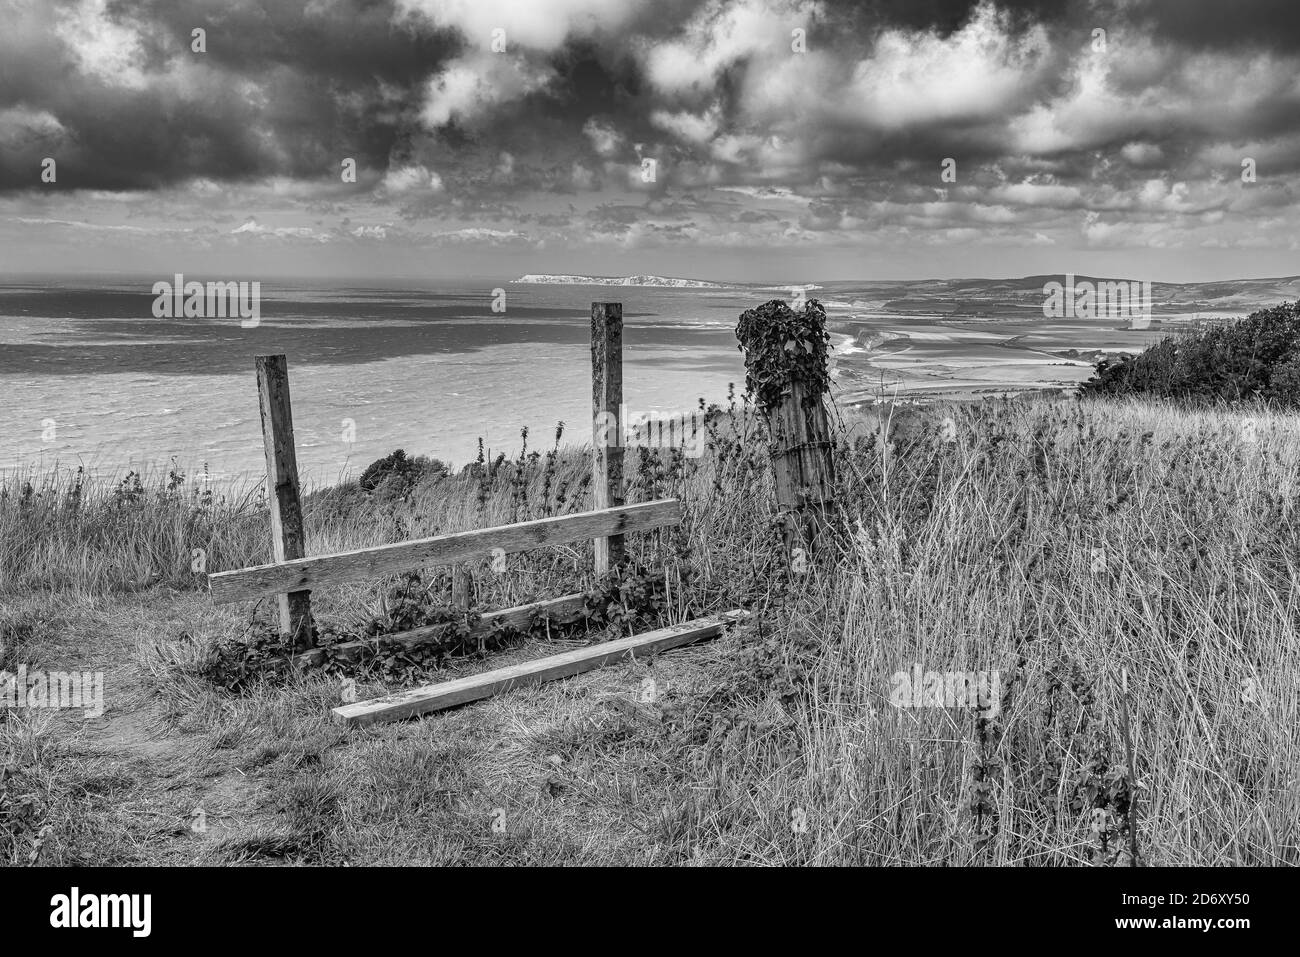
[734,299,832,412]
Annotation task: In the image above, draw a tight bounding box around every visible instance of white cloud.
[988,182,1084,208]
[13,216,156,233]
[382,164,444,194]
[231,218,333,242]
[836,3,1051,129]
[396,0,642,51]
[1008,40,1299,157]
[1121,142,1165,166]
[643,0,822,96]
[1135,178,1195,212]
[650,106,722,145]
[715,185,810,203]
[55,0,148,89]
[430,227,527,244]
[571,162,597,189]
[0,106,67,147]
[420,52,551,127]
[583,119,623,157]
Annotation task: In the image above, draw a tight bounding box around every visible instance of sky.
[0,0,1298,283]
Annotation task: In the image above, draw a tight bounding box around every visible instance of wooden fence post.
[591,302,625,574]
[255,354,314,648]
[452,565,472,612]
[766,377,836,556]
[735,300,837,565]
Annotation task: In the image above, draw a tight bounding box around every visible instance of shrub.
[357,449,447,499]
[1079,301,1300,404]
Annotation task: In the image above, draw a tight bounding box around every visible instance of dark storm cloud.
[822,0,1084,35]
[0,0,457,191]
[120,0,454,83]
[1,0,1299,205]
[1137,0,1300,50]
[820,0,1300,49]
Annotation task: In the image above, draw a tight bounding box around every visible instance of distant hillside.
[810,274,1300,319]
[509,273,1300,327]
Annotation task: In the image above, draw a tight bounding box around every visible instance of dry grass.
[1,396,1297,865]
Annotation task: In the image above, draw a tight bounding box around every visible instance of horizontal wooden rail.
[208,499,682,605]
[333,610,749,727]
[286,593,588,670]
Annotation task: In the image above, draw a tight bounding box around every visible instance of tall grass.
[722,397,1300,864]
[2,396,1297,864]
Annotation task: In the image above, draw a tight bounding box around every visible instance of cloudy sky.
[1,0,1298,282]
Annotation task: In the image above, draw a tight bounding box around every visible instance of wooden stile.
[591,302,626,574]
[255,354,314,647]
[205,299,739,713]
[209,499,681,605]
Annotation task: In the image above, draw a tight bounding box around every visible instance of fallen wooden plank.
[287,593,588,669]
[332,609,748,727]
[209,499,681,605]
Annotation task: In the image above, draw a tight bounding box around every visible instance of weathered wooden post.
[591,302,626,574]
[255,354,314,648]
[735,299,837,562]
[451,565,472,611]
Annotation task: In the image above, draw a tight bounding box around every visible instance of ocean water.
[4,273,1237,486]
[0,278,759,485]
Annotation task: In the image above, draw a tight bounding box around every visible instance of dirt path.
[9,589,733,865]
[13,593,277,865]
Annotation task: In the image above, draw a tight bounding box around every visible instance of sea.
[0,277,766,486]
[2,272,1258,488]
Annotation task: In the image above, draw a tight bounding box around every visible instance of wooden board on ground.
[208,499,681,605]
[332,610,748,727]
[286,593,588,669]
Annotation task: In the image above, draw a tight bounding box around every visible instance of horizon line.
[2,270,1299,287]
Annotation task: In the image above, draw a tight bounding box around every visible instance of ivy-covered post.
[736,299,837,563]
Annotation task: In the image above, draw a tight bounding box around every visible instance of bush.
[357,450,447,499]
[1266,351,1300,405]
[1079,301,1300,405]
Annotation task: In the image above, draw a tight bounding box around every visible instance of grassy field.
[1,396,1297,865]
